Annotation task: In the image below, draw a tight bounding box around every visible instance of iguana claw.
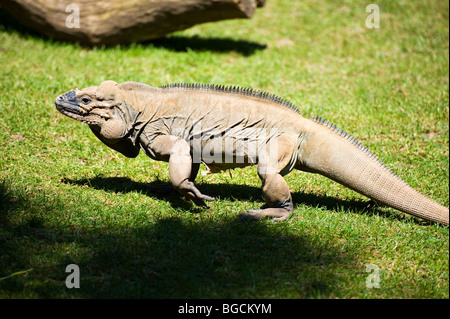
[178,180,215,207]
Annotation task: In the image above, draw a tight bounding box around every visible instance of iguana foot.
[240,207,292,222]
[177,180,215,208]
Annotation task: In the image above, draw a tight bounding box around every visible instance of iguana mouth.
[55,90,80,115]
[55,90,103,124]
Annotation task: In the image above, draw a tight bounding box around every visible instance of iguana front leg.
[147,162,200,195]
[150,135,214,207]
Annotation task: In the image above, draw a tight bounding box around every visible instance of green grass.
[0,0,448,298]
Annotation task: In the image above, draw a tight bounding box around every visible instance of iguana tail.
[297,119,449,225]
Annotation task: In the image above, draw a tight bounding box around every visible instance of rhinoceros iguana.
[55,80,449,225]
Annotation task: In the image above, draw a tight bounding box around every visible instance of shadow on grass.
[0,180,354,298]
[0,10,266,56]
[62,176,388,219]
[147,35,266,56]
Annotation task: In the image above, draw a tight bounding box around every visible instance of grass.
[0,0,448,298]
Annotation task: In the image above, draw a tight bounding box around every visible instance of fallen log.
[2,0,265,45]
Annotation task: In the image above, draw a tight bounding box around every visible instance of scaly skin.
[55,81,449,225]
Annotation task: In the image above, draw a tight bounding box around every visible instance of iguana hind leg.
[240,135,296,222]
[240,173,294,222]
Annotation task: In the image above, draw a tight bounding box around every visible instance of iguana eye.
[81,97,91,105]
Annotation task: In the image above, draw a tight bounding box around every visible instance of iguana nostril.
[66,90,76,100]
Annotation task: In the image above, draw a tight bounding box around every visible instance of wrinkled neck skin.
[117,98,152,148]
[117,88,163,148]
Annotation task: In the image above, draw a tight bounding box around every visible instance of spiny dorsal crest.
[160,83,301,115]
[312,116,380,159]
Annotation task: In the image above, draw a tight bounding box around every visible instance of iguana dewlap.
[55,81,449,225]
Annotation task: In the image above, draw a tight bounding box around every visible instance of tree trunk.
[2,0,265,45]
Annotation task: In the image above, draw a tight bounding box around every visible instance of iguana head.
[55,80,140,157]
[55,80,130,140]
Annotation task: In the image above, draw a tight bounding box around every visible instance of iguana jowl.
[55,81,449,225]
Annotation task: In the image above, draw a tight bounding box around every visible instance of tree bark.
[2,0,265,45]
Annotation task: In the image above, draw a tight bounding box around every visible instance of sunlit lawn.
[0,0,448,298]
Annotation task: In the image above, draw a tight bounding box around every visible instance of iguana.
[55,80,449,225]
